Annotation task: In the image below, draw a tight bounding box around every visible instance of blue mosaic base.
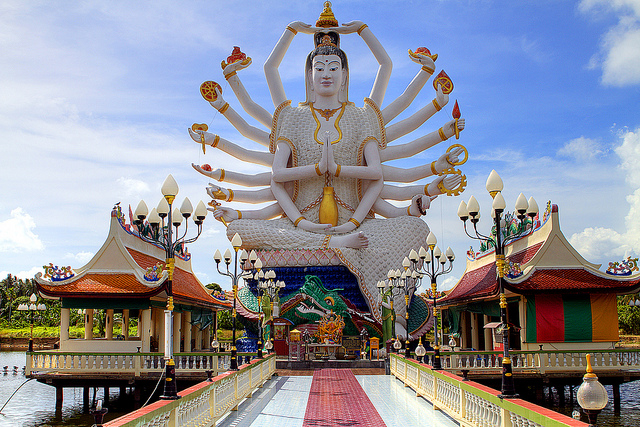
[245,265,368,312]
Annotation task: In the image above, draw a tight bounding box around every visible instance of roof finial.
[316,1,338,28]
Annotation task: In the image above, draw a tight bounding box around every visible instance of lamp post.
[133,174,208,399]
[260,276,285,353]
[214,233,247,370]
[17,293,46,352]
[387,262,422,359]
[251,254,276,359]
[409,232,454,370]
[577,354,608,426]
[457,169,538,399]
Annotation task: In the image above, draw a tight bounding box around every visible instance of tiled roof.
[127,248,230,308]
[509,269,640,293]
[441,240,640,305]
[38,273,160,297]
[440,242,543,305]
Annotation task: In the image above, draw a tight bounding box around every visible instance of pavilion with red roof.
[35,205,231,354]
[439,202,640,352]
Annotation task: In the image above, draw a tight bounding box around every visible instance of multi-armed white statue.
[189,2,467,339]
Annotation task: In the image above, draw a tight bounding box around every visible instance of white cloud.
[580,0,640,86]
[557,136,604,161]
[0,208,44,252]
[569,127,640,260]
[63,251,95,265]
[117,177,151,198]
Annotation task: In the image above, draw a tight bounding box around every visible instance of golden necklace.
[312,105,342,121]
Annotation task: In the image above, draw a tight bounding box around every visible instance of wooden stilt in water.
[558,384,565,405]
[134,386,142,409]
[104,387,109,406]
[83,387,90,413]
[55,386,64,409]
[613,382,621,414]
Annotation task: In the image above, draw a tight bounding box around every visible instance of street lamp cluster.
[253,263,285,357]
[214,237,286,366]
[456,169,538,399]
[133,174,207,399]
[378,231,454,368]
[17,293,46,352]
[410,232,455,369]
[214,233,245,371]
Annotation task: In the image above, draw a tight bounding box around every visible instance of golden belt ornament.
[436,144,469,197]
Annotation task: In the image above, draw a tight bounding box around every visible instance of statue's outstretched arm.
[379,118,465,162]
[386,84,449,142]
[382,148,464,183]
[270,141,331,233]
[372,195,432,218]
[338,21,392,107]
[381,174,463,200]
[189,129,273,167]
[223,59,272,129]
[192,164,270,187]
[207,184,274,204]
[208,86,270,147]
[210,203,283,224]
[381,52,436,124]
[264,21,313,108]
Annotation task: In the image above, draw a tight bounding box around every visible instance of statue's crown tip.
[316,1,338,28]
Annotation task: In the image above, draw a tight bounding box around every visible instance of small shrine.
[439,202,640,351]
[35,205,231,353]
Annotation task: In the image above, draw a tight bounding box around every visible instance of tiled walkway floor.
[217,371,456,427]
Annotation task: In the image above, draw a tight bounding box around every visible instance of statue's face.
[310,54,345,99]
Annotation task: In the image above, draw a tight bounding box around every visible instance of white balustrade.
[390,354,587,427]
[102,355,275,427]
[25,350,247,379]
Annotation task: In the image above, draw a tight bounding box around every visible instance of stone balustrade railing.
[390,354,587,427]
[103,355,276,427]
[25,351,257,377]
[434,348,640,374]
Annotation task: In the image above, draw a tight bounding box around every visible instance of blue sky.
[1,0,639,291]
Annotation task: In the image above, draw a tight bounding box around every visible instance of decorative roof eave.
[503,266,640,295]
[37,276,168,300]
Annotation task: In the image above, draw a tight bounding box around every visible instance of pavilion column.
[471,313,480,350]
[173,312,182,353]
[60,308,70,343]
[195,328,203,351]
[183,312,192,352]
[203,324,211,351]
[191,324,198,350]
[84,309,94,340]
[158,308,166,354]
[123,309,130,340]
[460,311,468,348]
[141,309,152,353]
[106,309,114,340]
[484,315,493,350]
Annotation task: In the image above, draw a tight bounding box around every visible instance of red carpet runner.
[302,369,387,427]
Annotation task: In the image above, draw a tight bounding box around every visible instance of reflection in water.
[0,352,136,427]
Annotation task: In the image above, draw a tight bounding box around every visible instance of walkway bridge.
[98,354,591,427]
